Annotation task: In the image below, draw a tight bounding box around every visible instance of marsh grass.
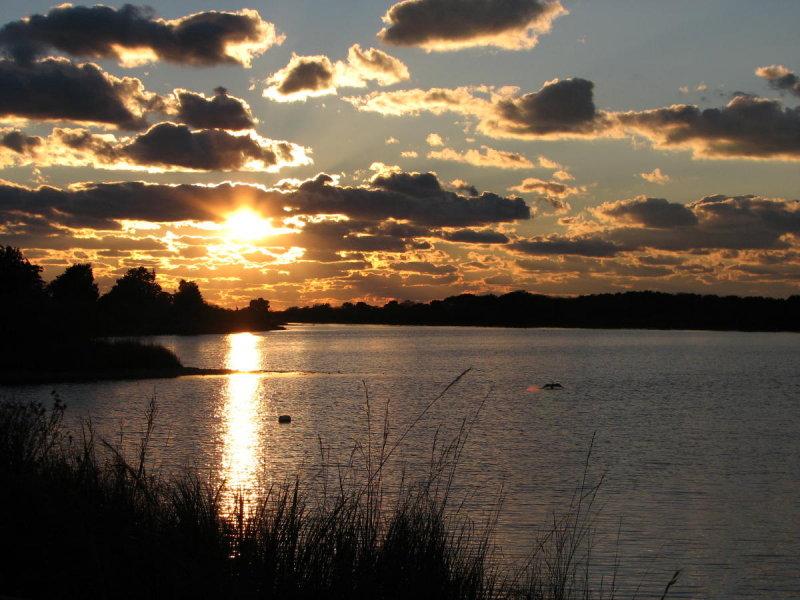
[0,376,675,600]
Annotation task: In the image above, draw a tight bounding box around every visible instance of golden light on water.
[221,332,264,514]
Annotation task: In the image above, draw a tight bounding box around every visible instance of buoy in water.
[278,415,291,423]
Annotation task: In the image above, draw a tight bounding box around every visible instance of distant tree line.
[0,246,282,341]
[280,289,800,332]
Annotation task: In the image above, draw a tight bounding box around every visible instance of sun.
[223,209,276,241]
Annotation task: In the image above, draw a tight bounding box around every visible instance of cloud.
[351,78,800,161]
[595,196,697,228]
[615,95,800,160]
[640,167,670,184]
[443,229,509,244]
[427,145,534,169]
[350,78,610,139]
[513,235,627,257]
[0,128,42,165]
[173,88,255,130]
[8,125,312,172]
[377,0,567,51]
[482,78,608,138]
[290,170,531,226]
[346,44,409,86]
[122,124,312,172]
[756,65,800,97]
[1,170,530,235]
[346,85,489,116]
[400,150,418,157]
[0,58,162,130]
[508,176,584,214]
[0,5,281,67]
[590,194,800,252]
[509,177,583,198]
[263,45,408,102]
[426,133,444,146]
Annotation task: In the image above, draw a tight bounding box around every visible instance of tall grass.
[0,380,676,600]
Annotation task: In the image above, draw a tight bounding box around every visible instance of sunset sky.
[1,1,799,308]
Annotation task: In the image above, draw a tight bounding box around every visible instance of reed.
[0,378,675,600]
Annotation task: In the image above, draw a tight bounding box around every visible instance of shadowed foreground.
[0,394,678,600]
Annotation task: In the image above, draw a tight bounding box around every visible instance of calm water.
[5,325,800,599]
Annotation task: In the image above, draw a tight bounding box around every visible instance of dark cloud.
[0,5,280,67]
[175,88,255,130]
[587,194,800,253]
[1,171,529,235]
[0,58,159,130]
[272,55,334,97]
[597,197,698,228]
[0,181,287,231]
[389,261,456,274]
[486,78,605,137]
[263,46,408,101]
[512,236,627,257]
[616,95,800,160]
[1,129,42,154]
[377,0,566,51]
[756,65,800,98]
[122,123,308,171]
[443,229,509,244]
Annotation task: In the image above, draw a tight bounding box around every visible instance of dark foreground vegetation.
[0,245,283,339]
[281,290,800,332]
[0,392,679,600]
[0,246,283,381]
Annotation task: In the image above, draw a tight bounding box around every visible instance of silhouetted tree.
[170,279,208,333]
[47,263,99,337]
[99,267,170,334]
[0,246,48,337]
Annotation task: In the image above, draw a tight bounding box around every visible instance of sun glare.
[224,209,275,241]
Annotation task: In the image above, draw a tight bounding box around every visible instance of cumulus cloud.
[122,124,311,171]
[0,128,42,165]
[350,78,610,139]
[0,58,163,130]
[377,0,567,51]
[512,235,627,257]
[443,229,509,244]
[173,87,255,130]
[426,133,444,146]
[509,177,583,198]
[351,77,800,161]
[289,170,531,226]
[0,5,282,67]
[589,194,800,253]
[7,124,312,172]
[346,85,489,116]
[756,65,800,97]
[595,197,697,228]
[263,45,408,102]
[427,145,534,168]
[615,95,800,160]
[483,78,607,138]
[1,170,530,236]
[508,176,585,213]
[640,168,670,184]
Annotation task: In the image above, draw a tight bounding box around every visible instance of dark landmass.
[0,246,284,340]
[280,290,800,332]
[0,246,285,384]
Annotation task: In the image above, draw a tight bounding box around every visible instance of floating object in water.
[278,415,291,423]
[542,382,563,390]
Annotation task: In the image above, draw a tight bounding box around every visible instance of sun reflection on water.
[221,332,264,515]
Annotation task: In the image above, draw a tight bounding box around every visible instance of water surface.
[6,325,800,599]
